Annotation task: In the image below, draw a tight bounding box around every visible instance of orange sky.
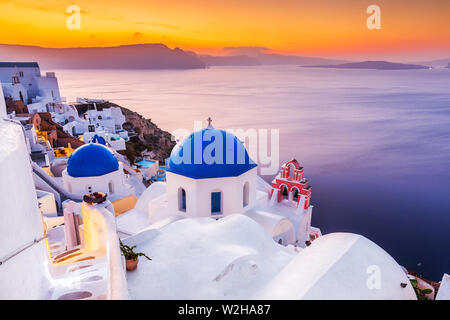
[0,0,449,60]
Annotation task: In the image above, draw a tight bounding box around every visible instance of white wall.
[166,167,257,218]
[27,101,49,113]
[0,66,41,100]
[296,205,313,244]
[2,82,28,104]
[62,163,128,200]
[0,120,51,299]
[0,84,6,118]
[63,119,89,136]
[36,190,57,216]
[35,76,61,102]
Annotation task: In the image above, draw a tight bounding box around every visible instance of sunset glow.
[1,0,449,60]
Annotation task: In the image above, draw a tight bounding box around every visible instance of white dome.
[255,233,417,300]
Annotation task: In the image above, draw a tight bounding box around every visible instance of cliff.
[76,101,176,163]
[0,44,206,70]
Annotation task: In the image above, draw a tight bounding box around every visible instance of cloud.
[223,46,271,55]
[134,21,180,31]
[224,46,270,52]
[18,3,89,15]
[133,32,143,39]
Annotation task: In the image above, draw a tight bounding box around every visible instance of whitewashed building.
[117,125,318,247]
[86,106,127,135]
[0,62,61,109]
[62,143,132,201]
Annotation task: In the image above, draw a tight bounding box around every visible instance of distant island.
[447,63,450,69]
[0,44,206,70]
[199,54,261,66]
[302,61,431,70]
[0,43,347,69]
[222,46,347,66]
[1,44,442,70]
[412,58,450,68]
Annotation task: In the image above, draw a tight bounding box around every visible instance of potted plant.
[409,278,433,300]
[119,239,151,271]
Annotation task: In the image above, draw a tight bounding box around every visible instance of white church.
[54,122,315,246]
[62,143,132,200]
[114,123,319,247]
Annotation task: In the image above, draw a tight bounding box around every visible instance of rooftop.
[0,62,39,68]
[167,128,257,179]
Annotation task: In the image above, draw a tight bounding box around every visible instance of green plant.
[409,278,433,300]
[119,239,152,261]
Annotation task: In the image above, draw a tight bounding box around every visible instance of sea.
[54,65,450,280]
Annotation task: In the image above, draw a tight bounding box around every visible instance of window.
[289,164,295,179]
[19,71,24,77]
[178,188,186,212]
[243,182,249,207]
[211,191,222,215]
[108,181,114,195]
[87,185,93,194]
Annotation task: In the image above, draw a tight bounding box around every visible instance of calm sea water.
[55,66,450,280]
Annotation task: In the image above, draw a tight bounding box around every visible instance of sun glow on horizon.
[0,0,449,60]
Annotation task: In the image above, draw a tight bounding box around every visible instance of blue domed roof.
[167,128,257,179]
[67,143,119,177]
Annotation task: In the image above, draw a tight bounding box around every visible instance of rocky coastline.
[75,100,176,164]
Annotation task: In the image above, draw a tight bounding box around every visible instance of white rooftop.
[124,214,296,299]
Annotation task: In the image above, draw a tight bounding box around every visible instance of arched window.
[108,181,114,195]
[211,191,222,215]
[289,164,295,179]
[178,188,186,212]
[243,182,249,207]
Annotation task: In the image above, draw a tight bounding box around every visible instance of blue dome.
[167,128,257,179]
[91,134,106,145]
[67,143,119,177]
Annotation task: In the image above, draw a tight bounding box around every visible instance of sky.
[0,0,449,61]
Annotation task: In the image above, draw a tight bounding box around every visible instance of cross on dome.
[206,117,213,129]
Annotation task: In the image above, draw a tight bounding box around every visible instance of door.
[211,192,221,215]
